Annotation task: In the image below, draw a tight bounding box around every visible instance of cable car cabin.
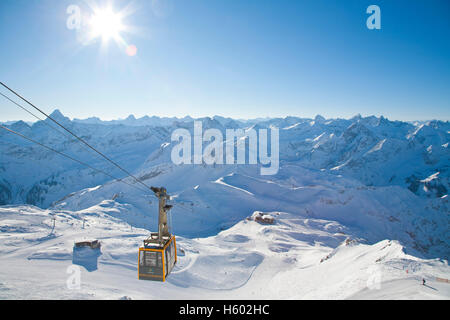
[138,186,177,282]
[138,233,177,282]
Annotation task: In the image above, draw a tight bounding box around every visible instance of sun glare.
[90,7,125,43]
[78,2,137,56]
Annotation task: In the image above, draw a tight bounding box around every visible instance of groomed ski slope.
[0,205,448,300]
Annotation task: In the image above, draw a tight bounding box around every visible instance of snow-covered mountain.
[0,110,172,207]
[0,111,449,299]
[1,111,448,206]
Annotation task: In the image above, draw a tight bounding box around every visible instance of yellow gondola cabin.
[138,187,177,282]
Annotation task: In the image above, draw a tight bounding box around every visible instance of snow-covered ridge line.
[1,110,448,208]
[5,110,449,128]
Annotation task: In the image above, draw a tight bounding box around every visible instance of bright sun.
[82,3,137,56]
[90,7,125,43]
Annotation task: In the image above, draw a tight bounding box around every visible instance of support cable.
[0,124,149,194]
[0,81,155,193]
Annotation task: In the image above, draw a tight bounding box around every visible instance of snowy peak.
[48,109,70,122]
[1,112,449,212]
[314,115,326,123]
[9,120,31,132]
[73,116,102,125]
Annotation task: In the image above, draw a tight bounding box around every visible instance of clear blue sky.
[0,0,449,121]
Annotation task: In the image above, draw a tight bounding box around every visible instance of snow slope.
[53,162,450,260]
[0,205,448,300]
[1,112,449,207]
[0,112,449,299]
